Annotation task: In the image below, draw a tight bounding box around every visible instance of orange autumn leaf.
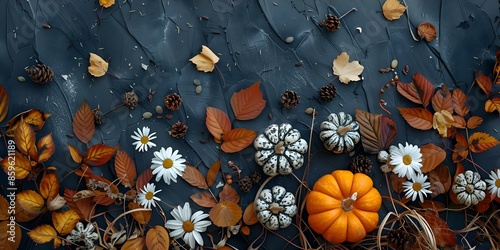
[209,200,242,227]
[68,144,83,164]
[230,80,266,120]
[27,224,59,246]
[73,100,95,144]
[433,110,454,137]
[243,202,259,225]
[219,184,240,203]
[419,143,446,173]
[135,168,153,192]
[397,107,433,130]
[83,144,117,166]
[182,166,208,189]
[452,88,469,116]
[396,81,421,105]
[190,192,217,208]
[88,53,109,77]
[413,73,435,107]
[206,107,231,142]
[431,88,453,114]
[0,221,21,250]
[468,132,500,153]
[452,115,466,129]
[475,71,492,95]
[390,173,405,193]
[190,45,220,73]
[485,98,500,113]
[206,160,221,187]
[128,202,151,224]
[221,128,257,153]
[52,209,79,235]
[466,116,483,129]
[37,133,55,163]
[14,118,37,159]
[114,150,137,188]
[6,109,51,136]
[241,225,251,235]
[452,133,468,163]
[422,210,457,247]
[122,237,145,250]
[0,84,8,123]
[382,0,406,20]
[355,109,397,154]
[146,226,170,250]
[0,196,9,220]
[1,151,32,179]
[40,172,60,201]
[17,190,45,214]
[63,188,94,220]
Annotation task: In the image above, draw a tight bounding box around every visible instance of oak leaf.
[0,221,21,250]
[190,192,217,208]
[219,184,240,203]
[146,226,170,250]
[243,202,259,225]
[382,0,406,21]
[14,117,37,159]
[135,168,153,192]
[37,133,55,163]
[451,88,469,116]
[27,225,60,247]
[1,151,32,179]
[397,107,433,130]
[206,161,221,187]
[412,73,435,107]
[221,128,257,153]
[73,100,95,144]
[230,80,266,120]
[0,84,8,123]
[52,209,79,235]
[88,53,109,77]
[206,107,231,142]
[114,150,137,188]
[419,144,446,173]
[40,172,60,201]
[484,98,500,113]
[181,166,208,189]
[355,109,397,154]
[468,132,500,153]
[209,200,242,227]
[475,71,492,95]
[190,45,220,72]
[422,210,457,247]
[128,202,151,224]
[122,237,145,250]
[6,109,51,136]
[466,116,483,129]
[83,144,117,166]
[332,52,364,84]
[17,190,45,214]
[433,110,454,137]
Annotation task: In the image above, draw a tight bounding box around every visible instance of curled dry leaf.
[398,107,433,130]
[209,200,243,227]
[332,52,364,84]
[206,161,221,187]
[52,209,79,235]
[190,45,220,72]
[114,150,137,188]
[182,165,208,189]
[88,53,109,77]
[0,84,8,123]
[382,0,406,21]
[230,80,266,120]
[6,109,51,136]
[419,143,446,173]
[40,172,60,201]
[221,128,257,153]
[27,224,60,247]
[206,107,231,142]
[485,98,500,113]
[73,100,95,144]
[83,144,117,166]
[146,226,170,250]
[1,151,31,179]
[417,22,437,42]
[452,133,468,163]
[475,71,492,95]
[428,164,451,197]
[128,202,151,224]
[190,192,217,208]
[468,132,500,153]
[433,110,454,138]
[243,202,259,225]
[73,190,96,201]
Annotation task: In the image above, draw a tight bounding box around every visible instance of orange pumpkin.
[306,170,382,243]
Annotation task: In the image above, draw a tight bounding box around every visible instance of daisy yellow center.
[402,155,412,165]
[412,182,422,192]
[140,135,149,144]
[495,179,500,188]
[145,192,154,200]
[182,221,194,232]
[163,158,173,169]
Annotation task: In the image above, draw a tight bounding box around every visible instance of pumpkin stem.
[337,125,353,136]
[269,202,284,214]
[274,141,285,154]
[341,192,357,212]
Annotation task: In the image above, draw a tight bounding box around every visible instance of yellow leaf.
[14,118,37,159]
[88,53,109,77]
[382,0,406,20]
[6,109,51,137]
[122,237,145,250]
[68,144,83,164]
[37,133,55,163]
[485,98,500,113]
[1,151,32,180]
[27,224,58,244]
[332,52,364,84]
[40,172,60,200]
[432,110,454,138]
[0,195,10,220]
[99,0,115,8]
[128,202,151,224]
[52,209,79,235]
[0,221,21,250]
[468,132,500,153]
[189,45,220,72]
[17,190,45,214]
[146,226,170,250]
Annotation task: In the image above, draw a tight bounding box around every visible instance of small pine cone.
[387,228,415,249]
[165,93,182,110]
[237,176,253,192]
[349,155,373,174]
[250,171,261,184]
[92,108,104,125]
[325,14,341,32]
[169,121,188,138]
[281,90,300,109]
[123,91,138,109]
[319,83,337,102]
[26,64,54,84]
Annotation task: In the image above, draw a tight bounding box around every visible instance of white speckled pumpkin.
[320,112,360,154]
[452,170,486,206]
[255,186,297,230]
[254,123,308,176]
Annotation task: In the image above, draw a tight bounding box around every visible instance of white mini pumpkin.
[254,123,308,176]
[452,170,486,206]
[255,186,297,230]
[320,112,360,154]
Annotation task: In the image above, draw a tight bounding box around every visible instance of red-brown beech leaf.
[221,128,257,153]
[466,116,483,129]
[114,150,137,188]
[182,166,208,189]
[420,144,446,173]
[209,200,242,227]
[135,168,152,191]
[206,107,231,142]
[206,161,221,187]
[475,71,492,95]
[390,173,405,193]
[190,192,217,208]
[452,133,468,163]
[428,164,451,196]
[452,115,466,129]
[468,132,500,153]
[63,188,94,220]
[452,88,469,116]
[413,72,435,107]
[476,193,493,213]
[243,202,259,225]
[83,144,117,166]
[431,88,453,114]
[397,107,433,130]
[230,80,266,120]
[422,210,457,247]
[72,100,95,144]
[219,184,240,203]
[396,81,421,105]
[355,109,397,154]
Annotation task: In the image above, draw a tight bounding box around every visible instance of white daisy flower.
[137,183,162,209]
[131,126,157,152]
[389,142,423,180]
[165,202,211,249]
[66,222,99,250]
[402,173,432,203]
[151,147,186,185]
[486,169,500,198]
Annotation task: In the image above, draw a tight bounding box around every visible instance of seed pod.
[285,36,294,43]
[155,105,163,114]
[391,59,398,69]
[18,76,26,82]
[142,112,153,119]
[195,85,202,94]
[402,64,409,75]
[193,79,201,86]
[305,108,314,115]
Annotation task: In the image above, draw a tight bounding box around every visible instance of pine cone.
[281,90,300,109]
[169,121,188,138]
[349,155,373,174]
[123,91,138,109]
[319,83,337,102]
[250,171,261,184]
[26,64,54,84]
[387,228,415,250]
[325,14,341,32]
[237,176,253,192]
[165,93,182,110]
[92,108,104,125]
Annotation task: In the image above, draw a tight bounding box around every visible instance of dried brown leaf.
[428,164,451,197]
[52,209,79,235]
[40,172,60,201]
[88,53,109,77]
[397,107,433,130]
[0,196,9,221]
[422,210,457,247]
[37,133,55,163]
[243,202,259,225]
[451,88,469,116]
[182,166,208,189]
[73,100,95,144]
[452,133,468,163]
[230,80,266,120]
[433,110,454,137]
[190,192,217,208]
[390,173,405,193]
[413,73,435,107]
[219,184,240,203]
[1,151,32,180]
[221,128,257,153]
[431,88,453,114]
[63,188,94,220]
[209,200,242,227]
[27,225,59,247]
[114,150,137,188]
[136,168,153,192]
[475,71,492,95]
[128,202,151,224]
[17,190,45,214]
[382,0,406,20]
[190,45,220,72]
[420,144,446,173]
[396,81,421,104]
[14,117,37,159]
[417,22,436,42]
[206,161,221,187]
[146,226,170,250]
[332,52,364,84]
[122,237,145,250]
[0,84,9,123]
[206,107,231,142]
[468,132,500,153]
[83,144,117,166]
[6,109,51,136]
[466,116,483,129]
[485,98,500,113]
[46,194,66,211]
[0,221,21,250]
[451,115,466,129]
[355,109,397,154]
[68,144,83,164]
